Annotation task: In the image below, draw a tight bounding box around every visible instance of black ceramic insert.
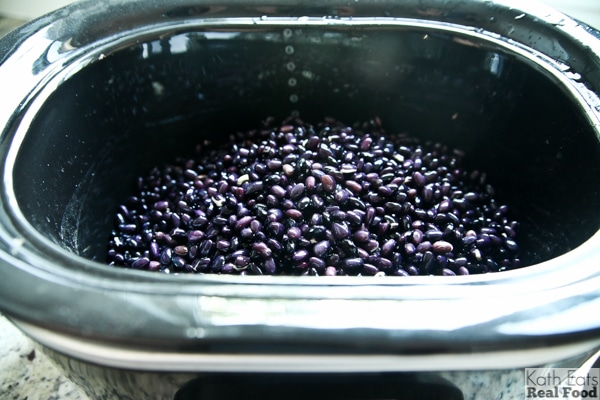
[11,25,600,269]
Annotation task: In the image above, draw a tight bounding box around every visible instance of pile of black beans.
[107,117,521,276]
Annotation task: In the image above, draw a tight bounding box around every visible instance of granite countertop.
[0,19,86,400]
[0,314,89,400]
[0,19,85,400]
[1,12,87,399]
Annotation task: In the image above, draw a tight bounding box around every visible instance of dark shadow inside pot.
[10,25,600,269]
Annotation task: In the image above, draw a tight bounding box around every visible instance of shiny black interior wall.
[12,27,600,266]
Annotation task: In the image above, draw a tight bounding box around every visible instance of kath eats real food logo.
[525,368,599,399]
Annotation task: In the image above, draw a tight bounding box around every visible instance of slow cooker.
[0,0,599,399]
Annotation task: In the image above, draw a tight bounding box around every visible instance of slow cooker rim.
[0,0,599,367]
[1,8,599,292]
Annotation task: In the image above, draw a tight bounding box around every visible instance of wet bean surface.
[107,117,521,276]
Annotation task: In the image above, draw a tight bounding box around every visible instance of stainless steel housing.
[0,0,599,399]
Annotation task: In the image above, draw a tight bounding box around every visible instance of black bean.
[252,242,272,258]
[505,239,519,252]
[363,263,379,275]
[290,183,305,200]
[425,229,443,241]
[285,209,303,220]
[364,239,379,253]
[235,216,253,230]
[174,245,188,256]
[313,240,330,257]
[332,222,350,239]
[416,241,432,253]
[132,257,149,269]
[172,256,186,270]
[432,240,453,254]
[321,174,336,193]
[353,230,370,243]
[349,197,366,210]
[376,257,393,269]
[413,171,426,187]
[421,251,435,272]
[263,258,276,274]
[160,248,173,265]
[385,202,403,213]
[346,210,363,225]
[216,239,230,250]
[345,180,362,193]
[462,236,477,246]
[109,117,520,276]
[211,255,225,272]
[270,185,286,198]
[293,249,309,261]
[307,225,327,239]
[342,257,364,270]
[199,240,214,256]
[149,242,160,258]
[381,239,397,255]
[245,181,264,195]
[309,257,326,270]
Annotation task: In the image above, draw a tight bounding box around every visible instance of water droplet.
[288,77,297,87]
[302,70,314,79]
[289,94,299,103]
[286,62,296,71]
[285,45,295,55]
[283,28,293,38]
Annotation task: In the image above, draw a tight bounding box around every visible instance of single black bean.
[263,258,277,274]
[290,183,305,200]
[345,180,362,193]
[332,222,350,239]
[321,175,336,193]
[432,240,453,254]
[285,209,303,220]
[363,263,379,275]
[376,257,393,269]
[353,230,370,243]
[313,240,330,257]
[346,210,363,225]
[172,256,186,270]
[505,239,519,252]
[132,257,150,269]
[293,249,309,261]
[416,241,432,253]
[160,248,173,265]
[309,257,326,270]
[413,171,426,187]
[270,185,286,198]
[252,242,272,258]
[381,239,397,255]
[342,257,364,270]
[385,202,403,213]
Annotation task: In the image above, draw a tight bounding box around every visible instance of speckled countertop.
[0,314,88,400]
[0,17,86,400]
